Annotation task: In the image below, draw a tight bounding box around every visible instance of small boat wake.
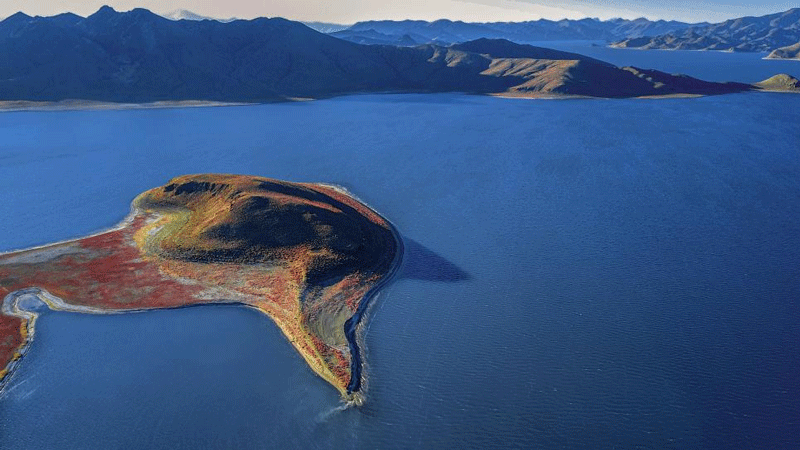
[315,402,354,422]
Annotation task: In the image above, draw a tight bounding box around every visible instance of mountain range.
[149,10,694,45]
[612,8,800,55]
[0,6,795,104]
[331,17,697,46]
[161,9,236,23]
[158,9,348,34]
[153,7,800,58]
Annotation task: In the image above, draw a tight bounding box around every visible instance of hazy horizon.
[2,1,798,25]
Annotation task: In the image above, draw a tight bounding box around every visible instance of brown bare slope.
[767,41,800,59]
[449,39,752,98]
[0,175,399,403]
[754,74,800,91]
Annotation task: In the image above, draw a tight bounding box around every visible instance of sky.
[3,0,798,24]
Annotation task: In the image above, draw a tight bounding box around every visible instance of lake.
[1,51,799,449]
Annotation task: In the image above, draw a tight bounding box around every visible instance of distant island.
[611,8,800,54]
[0,6,798,107]
[754,74,800,90]
[0,175,401,404]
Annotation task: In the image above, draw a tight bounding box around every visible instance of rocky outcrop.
[767,41,800,59]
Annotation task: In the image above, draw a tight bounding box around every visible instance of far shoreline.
[2,85,797,114]
[0,99,259,113]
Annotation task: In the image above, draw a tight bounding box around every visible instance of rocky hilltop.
[754,74,800,91]
[0,6,793,103]
[767,41,800,59]
[0,175,400,403]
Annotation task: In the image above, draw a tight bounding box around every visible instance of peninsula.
[0,175,401,404]
[767,41,800,60]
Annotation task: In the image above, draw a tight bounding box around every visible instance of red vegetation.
[0,174,397,398]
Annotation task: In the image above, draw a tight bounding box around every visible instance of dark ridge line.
[344,216,404,395]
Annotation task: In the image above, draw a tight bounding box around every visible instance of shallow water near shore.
[0,306,353,449]
[1,61,800,448]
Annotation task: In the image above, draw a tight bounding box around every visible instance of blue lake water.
[1,53,799,448]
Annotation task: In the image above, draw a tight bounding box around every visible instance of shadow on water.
[396,237,471,282]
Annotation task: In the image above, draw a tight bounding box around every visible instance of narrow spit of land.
[0,174,401,405]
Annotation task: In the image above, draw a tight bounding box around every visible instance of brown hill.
[442,39,751,98]
[754,74,800,91]
[767,41,800,59]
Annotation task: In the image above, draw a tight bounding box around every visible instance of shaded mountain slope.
[0,7,403,101]
[0,7,790,102]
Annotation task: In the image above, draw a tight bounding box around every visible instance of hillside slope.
[767,41,800,59]
[0,7,789,102]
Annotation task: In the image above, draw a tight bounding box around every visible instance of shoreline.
[315,183,405,405]
[0,100,257,113]
[0,286,354,400]
[762,56,800,61]
[2,84,797,114]
[607,45,764,54]
[0,287,253,397]
[342,212,404,404]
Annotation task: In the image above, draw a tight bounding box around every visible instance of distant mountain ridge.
[612,8,800,53]
[303,21,350,33]
[333,17,696,46]
[161,9,236,23]
[159,9,345,33]
[0,6,795,104]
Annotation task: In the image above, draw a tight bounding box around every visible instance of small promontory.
[0,175,400,403]
[767,41,800,60]
[754,74,800,91]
